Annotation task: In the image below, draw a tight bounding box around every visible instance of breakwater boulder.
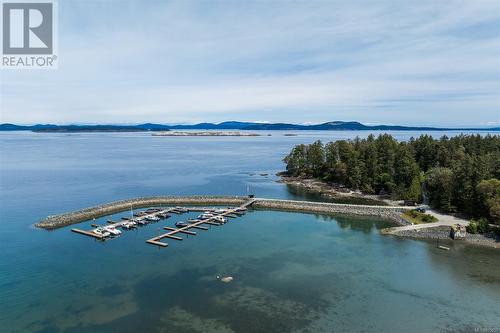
[252,199,409,225]
[37,196,248,229]
[37,196,410,230]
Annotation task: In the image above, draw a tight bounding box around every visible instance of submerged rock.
[217,276,234,283]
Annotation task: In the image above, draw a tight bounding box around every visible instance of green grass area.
[329,196,388,206]
[403,210,438,224]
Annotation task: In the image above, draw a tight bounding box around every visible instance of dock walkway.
[70,198,255,244]
[145,199,254,247]
[71,207,178,240]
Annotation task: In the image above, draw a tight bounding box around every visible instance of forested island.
[2,121,499,132]
[283,134,500,227]
[152,131,261,136]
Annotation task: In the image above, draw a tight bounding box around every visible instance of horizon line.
[1,120,499,130]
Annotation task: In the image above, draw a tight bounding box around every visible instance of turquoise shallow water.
[1,131,499,333]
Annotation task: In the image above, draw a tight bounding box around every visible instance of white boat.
[104,226,122,236]
[198,213,214,220]
[214,209,227,214]
[136,219,148,225]
[145,215,160,222]
[121,221,137,229]
[174,206,188,213]
[213,216,227,223]
[175,221,188,228]
[94,227,111,238]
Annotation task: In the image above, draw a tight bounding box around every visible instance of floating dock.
[68,199,255,248]
[71,228,104,239]
[145,199,255,248]
[70,206,184,241]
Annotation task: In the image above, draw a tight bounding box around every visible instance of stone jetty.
[252,198,409,225]
[37,196,412,230]
[36,196,248,230]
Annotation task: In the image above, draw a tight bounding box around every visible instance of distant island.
[152,131,262,137]
[0,124,172,132]
[1,121,499,132]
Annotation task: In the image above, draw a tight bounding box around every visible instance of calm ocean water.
[1,130,499,333]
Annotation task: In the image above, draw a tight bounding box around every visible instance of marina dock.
[71,228,104,239]
[37,195,411,231]
[68,198,255,248]
[145,199,255,247]
[39,195,415,249]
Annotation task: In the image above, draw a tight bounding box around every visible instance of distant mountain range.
[0,121,498,132]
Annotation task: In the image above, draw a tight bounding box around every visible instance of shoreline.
[278,175,400,206]
[383,226,500,249]
[278,175,499,249]
[152,131,263,137]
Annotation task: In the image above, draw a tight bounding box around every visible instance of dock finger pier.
[69,199,255,248]
[146,200,255,247]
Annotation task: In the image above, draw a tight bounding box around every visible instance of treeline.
[283,134,500,223]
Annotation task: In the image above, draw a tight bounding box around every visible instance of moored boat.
[121,221,137,229]
[136,219,148,226]
[213,215,227,224]
[104,226,122,236]
[145,215,160,222]
[175,221,188,228]
[94,227,111,238]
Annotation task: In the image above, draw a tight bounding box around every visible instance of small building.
[450,224,466,240]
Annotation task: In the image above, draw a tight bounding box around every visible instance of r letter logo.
[1,1,58,69]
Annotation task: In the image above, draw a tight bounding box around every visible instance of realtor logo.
[3,2,52,54]
[1,0,58,68]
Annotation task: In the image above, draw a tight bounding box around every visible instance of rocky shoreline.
[278,175,499,249]
[278,175,399,206]
[385,226,500,249]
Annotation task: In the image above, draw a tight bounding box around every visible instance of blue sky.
[1,0,499,126]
